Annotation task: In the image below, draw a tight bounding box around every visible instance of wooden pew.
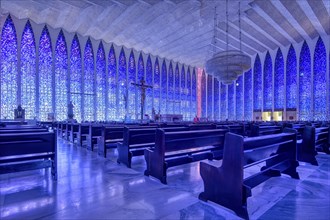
[250,125,282,137]
[0,128,48,134]
[299,126,330,165]
[217,124,245,136]
[0,131,57,180]
[77,123,90,147]
[69,123,80,143]
[199,130,299,219]
[86,125,103,151]
[97,126,125,158]
[144,128,227,184]
[117,126,188,168]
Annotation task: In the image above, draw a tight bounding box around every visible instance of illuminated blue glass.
[96,42,106,121]
[263,52,272,111]
[0,15,18,119]
[118,48,127,121]
[236,75,243,120]
[180,66,186,119]
[145,55,153,117]
[213,78,220,120]
[128,50,136,120]
[228,82,235,120]
[174,64,180,114]
[54,30,68,121]
[253,54,262,111]
[154,58,160,113]
[38,26,53,121]
[220,83,227,120]
[299,41,312,120]
[274,48,284,110]
[70,34,82,122]
[168,62,174,114]
[108,45,117,121]
[20,20,36,119]
[207,74,213,119]
[286,45,297,109]
[191,69,197,118]
[137,53,144,116]
[186,67,192,120]
[201,70,206,118]
[83,39,94,121]
[161,60,167,114]
[244,69,252,120]
[313,37,327,121]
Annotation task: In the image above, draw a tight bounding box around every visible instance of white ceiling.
[0,0,329,67]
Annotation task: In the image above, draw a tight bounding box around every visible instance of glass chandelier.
[205,0,251,85]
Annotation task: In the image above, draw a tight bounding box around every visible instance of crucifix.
[132,78,153,122]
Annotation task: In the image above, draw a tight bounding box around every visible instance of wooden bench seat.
[144,128,227,184]
[0,131,57,180]
[199,130,298,219]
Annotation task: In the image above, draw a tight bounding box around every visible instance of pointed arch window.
[21,20,36,119]
[236,75,243,120]
[55,30,68,121]
[213,78,220,121]
[96,42,106,121]
[161,61,167,114]
[168,62,174,114]
[128,50,136,119]
[228,83,235,120]
[299,41,312,120]
[263,52,272,111]
[207,74,213,119]
[286,45,297,110]
[39,25,53,121]
[108,45,117,120]
[174,64,180,114]
[201,70,206,118]
[0,15,18,119]
[253,55,262,111]
[154,58,160,113]
[83,38,95,121]
[70,34,82,122]
[313,37,327,120]
[186,68,192,120]
[274,49,284,110]
[244,69,252,120]
[145,55,153,116]
[180,66,186,119]
[137,53,144,116]
[191,69,197,118]
[220,83,227,120]
[118,48,127,120]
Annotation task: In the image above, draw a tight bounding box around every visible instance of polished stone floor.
[1,138,329,220]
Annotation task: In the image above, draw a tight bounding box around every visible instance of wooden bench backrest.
[187,124,216,130]
[0,128,48,133]
[0,132,56,157]
[156,129,227,153]
[251,125,282,137]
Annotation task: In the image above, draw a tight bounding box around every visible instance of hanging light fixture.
[205,0,251,85]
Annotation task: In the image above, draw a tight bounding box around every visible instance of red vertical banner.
[197,68,203,117]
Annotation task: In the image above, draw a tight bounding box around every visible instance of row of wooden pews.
[0,124,57,180]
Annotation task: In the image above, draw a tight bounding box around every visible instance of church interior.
[0,0,329,219]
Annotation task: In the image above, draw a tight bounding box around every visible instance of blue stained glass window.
[137,53,144,116]
[161,60,167,114]
[274,49,284,110]
[201,70,206,117]
[191,69,197,118]
[118,48,127,120]
[168,62,174,114]
[0,15,18,119]
[186,67,192,120]
[145,55,153,116]
[207,74,213,119]
[244,69,252,120]
[263,52,272,111]
[228,82,235,120]
[253,54,262,111]
[70,34,82,122]
[83,38,94,121]
[236,75,243,120]
[180,66,186,120]
[174,64,180,114]
[39,26,53,121]
[96,42,106,121]
[286,45,297,110]
[299,41,312,120]
[128,50,136,120]
[213,78,220,120]
[154,58,160,114]
[220,83,227,120]
[108,45,117,120]
[313,37,327,121]
[20,20,36,119]
[54,30,68,121]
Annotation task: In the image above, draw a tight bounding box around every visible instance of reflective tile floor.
[1,138,329,219]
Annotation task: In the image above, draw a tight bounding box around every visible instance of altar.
[159,114,183,122]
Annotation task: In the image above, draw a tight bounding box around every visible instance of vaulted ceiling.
[1,0,329,67]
